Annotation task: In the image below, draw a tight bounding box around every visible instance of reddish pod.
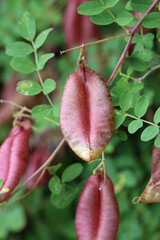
[63,0,100,47]
[24,147,50,189]
[60,65,114,162]
[0,119,32,202]
[137,135,160,203]
[75,171,120,240]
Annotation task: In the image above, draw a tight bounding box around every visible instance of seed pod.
[24,147,50,189]
[75,171,119,240]
[60,65,114,162]
[0,119,32,202]
[63,0,100,47]
[137,136,160,203]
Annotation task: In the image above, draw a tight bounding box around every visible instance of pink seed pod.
[63,0,100,47]
[137,135,160,203]
[75,171,120,240]
[60,65,114,162]
[0,119,32,202]
[24,147,50,189]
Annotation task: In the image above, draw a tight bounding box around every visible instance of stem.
[62,182,78,193]
[10,138,65,198]
[120,64,160,82]
[31,41,54,108]
[105,6,117,22]
[60,33,130,54]
[44,117,60,127]
[107,0,160,86]
[115,109,159,128]
[0,167,47,214]
[102,152,106,185]
[136,64,160,82]
[93,161,103,175]
[0,99,31,113]
[119,72,136,81]
[99,0,128,33]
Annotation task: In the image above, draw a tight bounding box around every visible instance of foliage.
[0,0,160,239]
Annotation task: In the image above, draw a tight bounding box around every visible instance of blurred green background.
[0,0,160,239]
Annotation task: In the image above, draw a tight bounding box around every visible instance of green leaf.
[143,33,155,42]
[155,135,160,147]
[128,119,143,134]
[6,42,33,57]
[43,79,56,95]
[114,111,126,130]
[10,57,35,74]
[126,17,139,27]
[131,0,153,13]
[154,107,160,124]
[156,31,160,42]
[62,163,83,182]
[53,102,60,118]
[141,49,153,62]
[141,126,159,142]
[104,0,119,8]
[134,95,149,117]
[142,12,160,28]
[129,56,146,71]
[0,179,3,188]
[117,130,128,141]
[117,11,133,26]
[132,82,144,92]
[90,11,114,25]
[120,91,132,111]
[48,163,62,175]
[18,11,36,41]
[35,28,53,49]
[32,104,52,119]
[117,77,131,91]
[51,187,76,209]
[16,80,42,96]
[77,1,104,15]
[125,1,132,11]
[131,33,141,44]
[38,53,54,70]
[48,176,62,195]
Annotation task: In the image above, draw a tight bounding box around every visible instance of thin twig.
[136,64,160,82]
[0,167,46,214]
[60,33,130,54]
[107,0,160,85]
[0,99,31,113]
[9,138,65,198]
[120,64,160,82]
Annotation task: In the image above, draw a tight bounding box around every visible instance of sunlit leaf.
[77,1,104,15]
[6,42,33,57]
[18,11,36,41]
[134,95,149,117]
[10,57,35,74]
[35,28,53,49]
[62,163,83,182]
[128,119,143,134]
[141,126,159,142]
[16,80,42,96]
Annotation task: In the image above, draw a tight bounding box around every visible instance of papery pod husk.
[137,136,160,203]
[60,65,114,162]
[63,0,100,47]
[24,147,50,189]
[75,171,120,240]
[0,119,32,202]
